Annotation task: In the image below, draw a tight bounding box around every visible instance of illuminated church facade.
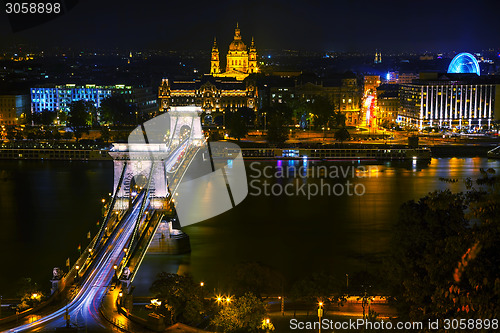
[158,25,259,119]
[210,23,259,81]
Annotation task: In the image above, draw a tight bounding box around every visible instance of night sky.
[1,0,499,52]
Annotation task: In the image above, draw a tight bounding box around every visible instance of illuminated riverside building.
[398,73,500,129]
[210,23,259,81]
[0,94,29,125]
[376,84,399,126]
[30,84,157,115]
[158,76,258,116]
[295,73,362,126]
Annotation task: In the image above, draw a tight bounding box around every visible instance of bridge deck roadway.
[2,193,148,332]
[3,137,202,333]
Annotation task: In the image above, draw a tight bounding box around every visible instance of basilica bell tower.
[210,38,221,74]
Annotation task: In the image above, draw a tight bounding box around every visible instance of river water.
[1,157,498,297]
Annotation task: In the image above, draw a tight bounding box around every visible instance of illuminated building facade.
[398,73,500,129]
[30,84,157,116]
[376,84,399,126]
[363,75,381,95]
[158,76,258,117]
[0,94,29,125]
[385,72,418,84]
[295,73,362,126]
[211,24,259,81]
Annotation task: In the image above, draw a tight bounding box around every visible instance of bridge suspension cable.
[95,161,127,251]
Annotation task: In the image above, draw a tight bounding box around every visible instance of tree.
[32,109,57,125]
[99,94,136,125]
[100,127,111,143]
[308,96,334,130]
[386,172,500,321]
[265,104,292,145]
[58,110,68,124]
[226,109,248,141]
[16,277,43,310]
[286,98,309,128]
[332,110,347,128]
[212,292,267,332]
[150,273,205,325]
[290,272,342,315]
[67,100,93,141]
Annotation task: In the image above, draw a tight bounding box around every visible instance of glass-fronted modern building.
[31,84,158,116]
[398,73,500,130]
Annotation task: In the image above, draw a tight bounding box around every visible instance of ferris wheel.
[447,53,480,76]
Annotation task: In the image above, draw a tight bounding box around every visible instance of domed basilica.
[211,23,259,80]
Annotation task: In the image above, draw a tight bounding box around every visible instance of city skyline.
[1,2,500,332]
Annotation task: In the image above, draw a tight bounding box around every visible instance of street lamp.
[101,198,106,216]
[318,302,324,333]
[150,298,161,312]
[278,296,284,316]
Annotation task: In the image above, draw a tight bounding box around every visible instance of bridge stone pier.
[168,107,204,145]
[109,145,170,210]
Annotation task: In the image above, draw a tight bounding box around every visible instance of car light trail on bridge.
[6,194,148,332]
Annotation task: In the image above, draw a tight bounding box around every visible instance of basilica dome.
[229,24,247,51]
[229,39,247,51]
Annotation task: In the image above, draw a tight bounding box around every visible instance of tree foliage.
[150,273,205,325]
[99,94,137,125]
[67,100,93,141]
[16,277,44,310]
[308,96,334,129]
[290,272,342,304]
[226,107,253,141]
[212,292,267,332]
[386,171,500,321]
[32,109,57,125]
[265,104,292,145]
